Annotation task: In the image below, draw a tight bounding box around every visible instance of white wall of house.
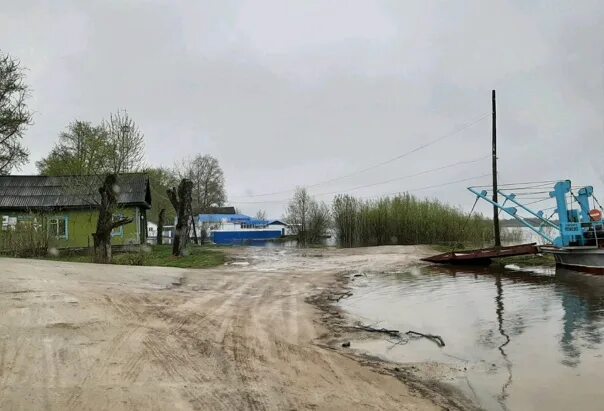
[267,223,287,235]
[147,222,175,244]
[147,221,158,238]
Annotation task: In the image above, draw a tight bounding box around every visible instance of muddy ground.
[0,246,475,410]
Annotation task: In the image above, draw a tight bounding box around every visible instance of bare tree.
[285,187,330,245]
[103,109,145,173]
[176,154,226,212]
[255,209,267,221]
[92,174,133,263]
[285,187,312,245]
[307,201,331,243]
[167,179,193,257]
[0,51,32,175]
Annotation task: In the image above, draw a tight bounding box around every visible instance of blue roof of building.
[198,213,252,223]
[198,214,280,227]
[247,218,269,226]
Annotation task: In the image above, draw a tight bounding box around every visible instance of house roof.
[267,219,287,226]
[198,213,277,227]
[205,206,237,214]
[198,213,251,223]
[0,174,152,211]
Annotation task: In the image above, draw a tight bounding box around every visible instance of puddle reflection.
[341,265,604,411]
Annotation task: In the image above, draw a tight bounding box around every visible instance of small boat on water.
[422,243,539,265]
[468,180,604,274]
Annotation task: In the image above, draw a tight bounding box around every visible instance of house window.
[48,217,68,239]
[112,215,124,237]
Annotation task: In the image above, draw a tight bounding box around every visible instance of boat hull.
[421,243,538,265]
[540,246,604,275]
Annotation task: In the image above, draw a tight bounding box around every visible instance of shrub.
[332,193,496,247]
[0,218,49,257]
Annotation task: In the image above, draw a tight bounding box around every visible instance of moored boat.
[539,245,604,275]
[468,180,604,274]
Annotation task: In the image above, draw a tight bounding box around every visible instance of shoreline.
[306,262,479,411]
[1,246,478,410]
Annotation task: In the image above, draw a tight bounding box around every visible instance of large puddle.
[339,264,604,411]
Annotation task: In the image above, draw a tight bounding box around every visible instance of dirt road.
[0,246,458,410]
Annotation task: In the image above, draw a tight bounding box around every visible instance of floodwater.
[340,264,604,411]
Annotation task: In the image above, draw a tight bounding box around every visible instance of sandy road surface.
[1,246,446,410]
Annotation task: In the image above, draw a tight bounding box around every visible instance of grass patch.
[496,254,555,267]
[34,245,225,269]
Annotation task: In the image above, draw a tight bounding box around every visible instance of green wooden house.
[0,174,151,249]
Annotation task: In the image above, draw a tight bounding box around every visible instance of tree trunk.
[93,233,111,263]
[92,174,133,263]
[157,208,165,245]
[167,179,193,257]
[191,215,199,245]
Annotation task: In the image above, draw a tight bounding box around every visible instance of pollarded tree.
[92,174,134,263]
[0,51,32,175]
[167,179,193,257]
[145,166,178,241]
[37,111,147,262]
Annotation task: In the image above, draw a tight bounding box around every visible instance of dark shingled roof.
[0,174,151,211]
[205,206,236,214]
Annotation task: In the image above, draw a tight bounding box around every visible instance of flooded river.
[340,264,604,411]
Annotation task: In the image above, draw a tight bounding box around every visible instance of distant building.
[147,221,175,245]
[0,174,151,249]
[197,210,289,245]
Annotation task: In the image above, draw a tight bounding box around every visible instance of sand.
[0,246,472,410]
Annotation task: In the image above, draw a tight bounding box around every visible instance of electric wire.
[231,112,490,199]
[232,173,491,205]
[523,198,553,206]
[360,173,492,199]
[311,155,489,197]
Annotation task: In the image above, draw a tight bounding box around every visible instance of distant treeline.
[331,193,519,247]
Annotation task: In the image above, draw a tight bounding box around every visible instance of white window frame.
[48,216,69,239]
[112,214,125,237]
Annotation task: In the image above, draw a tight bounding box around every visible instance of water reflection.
[494,275,512,410]
[557,269,604,367]
[341,264,604,410]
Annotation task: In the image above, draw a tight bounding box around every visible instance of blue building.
[197,212,287,245]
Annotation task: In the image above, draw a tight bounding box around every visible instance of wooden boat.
[422,243,538,265]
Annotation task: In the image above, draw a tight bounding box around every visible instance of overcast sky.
[2,0,603,218]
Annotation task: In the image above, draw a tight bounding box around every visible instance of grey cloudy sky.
[2,0,603,218]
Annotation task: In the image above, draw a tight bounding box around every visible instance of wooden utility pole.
[492,90,501,247]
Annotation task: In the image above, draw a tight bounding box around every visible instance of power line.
[311,155,489,197]
[232,173,491,205]
[231,112,490,199]
[369,174,491,198]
